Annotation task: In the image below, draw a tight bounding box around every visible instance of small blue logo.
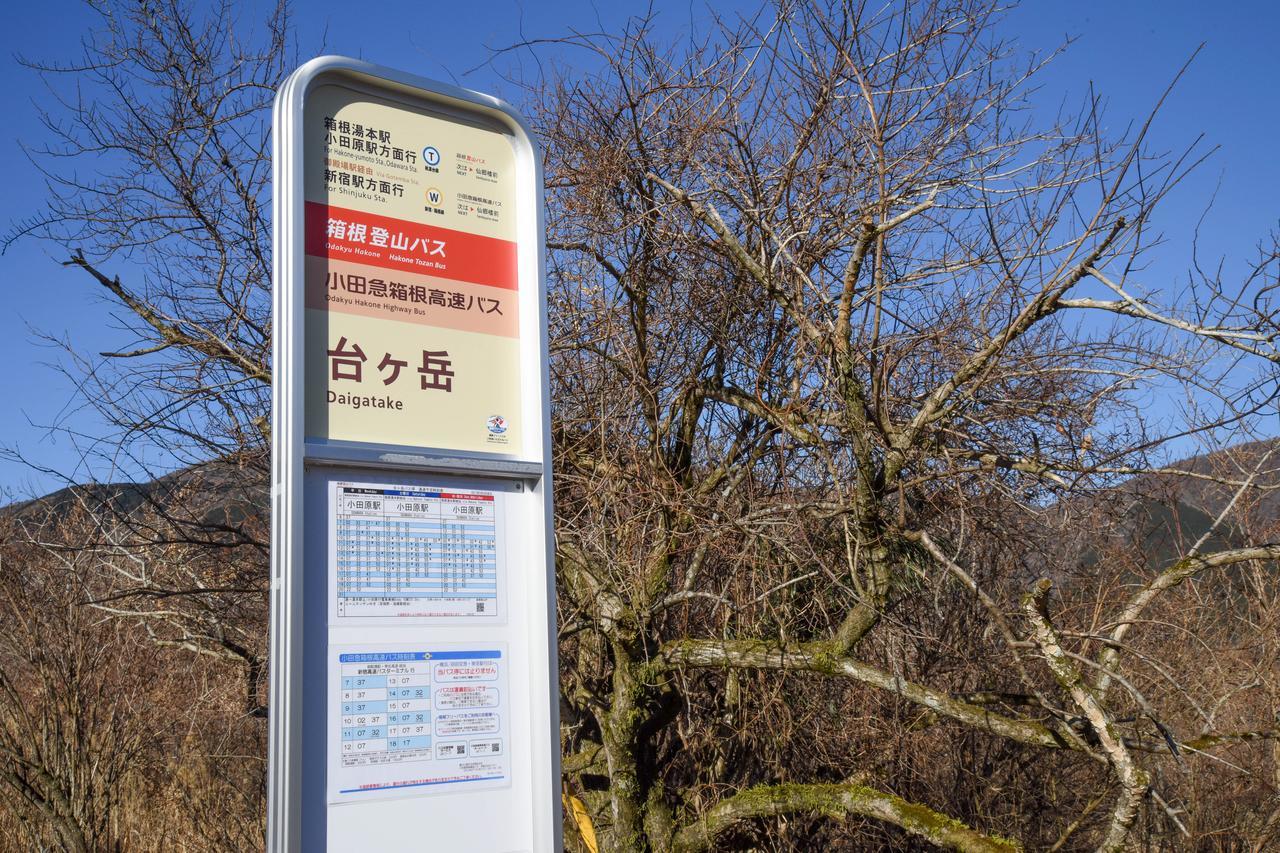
[486,415,507,435]
[422,146,441,167]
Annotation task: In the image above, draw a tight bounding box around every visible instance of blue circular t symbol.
[422,146,441,167]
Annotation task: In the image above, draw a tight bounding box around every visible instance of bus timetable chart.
[331,481,501,619]
[330,649,510,803]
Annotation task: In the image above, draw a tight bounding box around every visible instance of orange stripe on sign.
[305,201,517,290]
[306,257,520,338]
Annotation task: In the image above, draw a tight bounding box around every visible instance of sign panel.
[327,646,511,803]
[268,57,559,853]
[329,481,505,621]
[304,84,522,453]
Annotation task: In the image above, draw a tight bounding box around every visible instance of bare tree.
[0,512,148,853]
[3,0,286,703]
[0,504,268,851]
[534,2,1280,850]
[0,3,284,847]
[3,0,281,514]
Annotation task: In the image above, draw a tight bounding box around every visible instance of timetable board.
[328,647,511,803]
[330,482,504,621]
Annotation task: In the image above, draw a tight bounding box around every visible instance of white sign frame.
[268,56,559,852]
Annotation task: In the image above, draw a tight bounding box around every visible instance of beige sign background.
[303,84,521,453]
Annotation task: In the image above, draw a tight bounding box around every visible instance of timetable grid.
[334,484,499,618]
[339,667,432,764]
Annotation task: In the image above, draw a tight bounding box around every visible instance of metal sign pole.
[267,56,559,852]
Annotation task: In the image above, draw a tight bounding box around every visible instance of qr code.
[475,601,485,613]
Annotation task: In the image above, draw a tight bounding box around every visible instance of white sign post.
[267,57,560,852]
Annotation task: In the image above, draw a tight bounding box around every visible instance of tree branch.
[671,781,1020,853]
[663,638,1067,750]
[1024,579,1148,853]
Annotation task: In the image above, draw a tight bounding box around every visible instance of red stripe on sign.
[439,493,494,501]
[305,201,517,291]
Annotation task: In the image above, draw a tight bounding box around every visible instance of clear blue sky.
[0,0,1276,496]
